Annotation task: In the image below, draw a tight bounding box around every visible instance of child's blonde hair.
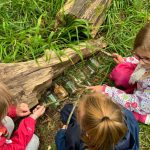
[78,93,127,150]
[0,82,14,122]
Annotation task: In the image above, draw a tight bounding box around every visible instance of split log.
[0,38,106,108]
[56,0,112,37]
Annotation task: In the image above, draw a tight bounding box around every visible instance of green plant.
[0,0,91,62]
[99,0,149,57]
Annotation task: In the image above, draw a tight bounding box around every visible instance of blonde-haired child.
[55,93,139,150]
[88,22,150,125]
[0,82,45,150]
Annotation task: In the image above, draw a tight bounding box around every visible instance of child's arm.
[0,116,36,150]
[87,85,149,113]
[7,103,31,118]
[10,116,36,149]
[123,56,139,64]
[55,129,66,150]
[0,105,45,150]
[112,53,139,64]
[102,85,149,113]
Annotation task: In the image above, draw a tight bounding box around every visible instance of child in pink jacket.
[0,82,45,150]
[88,22,150,125]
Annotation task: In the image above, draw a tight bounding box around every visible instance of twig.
[77,83,87,88]
[66,100,78,126]
[43,99,66,108]
[100,49,112,57]
[66,92,84,126]
[43,101,55,108]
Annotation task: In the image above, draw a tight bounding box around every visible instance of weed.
[0,0,91,62]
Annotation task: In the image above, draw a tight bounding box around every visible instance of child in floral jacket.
[88,22,150,125]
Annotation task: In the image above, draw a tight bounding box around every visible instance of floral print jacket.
[103,56,150,116]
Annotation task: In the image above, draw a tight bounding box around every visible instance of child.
[0,82,45,150]
[88,22,150,125]
[55,93,139,150]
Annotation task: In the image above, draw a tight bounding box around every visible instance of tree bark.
[56,0,112,37]
[0,38,106,108]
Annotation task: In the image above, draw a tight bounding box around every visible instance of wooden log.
[56,0,112,37]
[0,38,106,108]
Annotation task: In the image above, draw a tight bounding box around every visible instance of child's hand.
[112,53,124,64]
[30,105,45,120]
[86,85,102,93]
[62,125,67,129]
[16,103,31,117]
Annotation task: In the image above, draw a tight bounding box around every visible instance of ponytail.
[79,93,127,150]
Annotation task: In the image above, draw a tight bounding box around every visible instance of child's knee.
[2,116,15,133]
[32,134,39,147]
[26,134,39,150]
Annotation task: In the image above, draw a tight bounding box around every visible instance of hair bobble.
[101,116,110,122]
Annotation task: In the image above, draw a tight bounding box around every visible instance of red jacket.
[0,106,36,150]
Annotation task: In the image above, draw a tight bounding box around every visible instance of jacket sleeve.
[123,56,139,64]
[115,109,139,150]
[7,105,17,118]
[0,117,36,150]
[55,129,66,150]
[102,85,150,114]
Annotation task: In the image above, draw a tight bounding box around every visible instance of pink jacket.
[0,106,36,150]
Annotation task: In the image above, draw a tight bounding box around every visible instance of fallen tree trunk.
[0,38,106,108]
[56,0,112,37]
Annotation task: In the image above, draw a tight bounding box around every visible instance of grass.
[0,0,91,62]
[99,0,149,57]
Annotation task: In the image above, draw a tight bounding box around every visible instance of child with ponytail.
[0,82,45,150]
[55,93,139,150]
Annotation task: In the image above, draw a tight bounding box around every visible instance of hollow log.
[0,38,106,108]
[56,0,112,37]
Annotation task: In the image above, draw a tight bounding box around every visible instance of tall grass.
[0,0,91,62]
[99,0,149,57]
